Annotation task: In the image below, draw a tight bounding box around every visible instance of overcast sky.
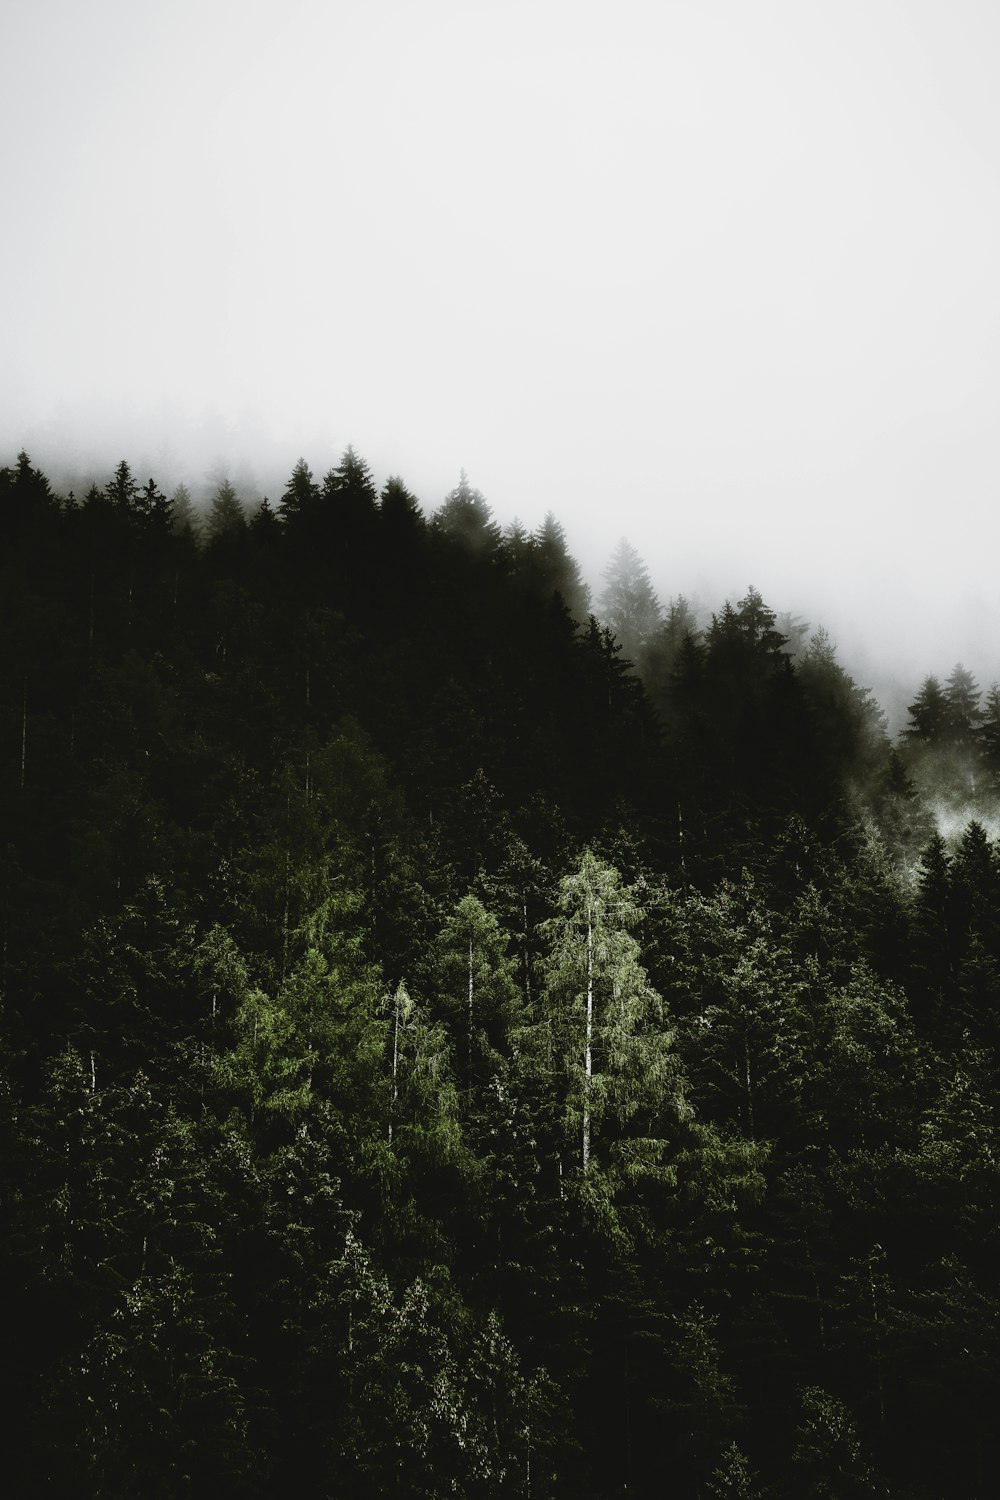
[4,0,1000,714]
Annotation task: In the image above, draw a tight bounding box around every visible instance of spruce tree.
[206,478,246,539]
[598,537,662,670]
[538,849,683,1180]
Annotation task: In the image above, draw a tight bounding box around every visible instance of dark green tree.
[434,470,503,562]
[206,478,246,539]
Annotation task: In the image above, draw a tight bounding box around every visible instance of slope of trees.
[1,447,999,1497]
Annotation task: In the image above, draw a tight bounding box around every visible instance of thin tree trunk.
[389,987,401,1144]
[744,1036,755,1141]
[468,935,474,1078]
[583,901,593,1174]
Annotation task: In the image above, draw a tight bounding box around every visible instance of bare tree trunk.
[583,900,593,1174]
[744,1036,755,1141]
[389,987,401,1144]
[468,935,474,1078]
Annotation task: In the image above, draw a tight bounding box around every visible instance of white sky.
[4,0,1000,716]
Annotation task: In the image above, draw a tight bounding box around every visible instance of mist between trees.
[2,445,999,1498]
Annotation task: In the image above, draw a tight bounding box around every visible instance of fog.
[5,0,1000,728]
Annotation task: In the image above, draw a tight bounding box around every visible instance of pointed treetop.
[279,457,320,525]
[903,676,948,743]
[325,444,377,499]
[105,459,139,512]
[207,476,246,538]
[435,471,502,558]
[598,536,662,664]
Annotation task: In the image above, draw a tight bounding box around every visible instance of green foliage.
[538,849,687,1185]
[791,1386,875,1498]
[5,447,1000,1496]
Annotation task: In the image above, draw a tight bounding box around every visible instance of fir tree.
[598,537,662,670]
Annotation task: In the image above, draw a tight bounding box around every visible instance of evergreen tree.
[136,475,172,536]
[532,511,591,622]
[977,682,1000,785]
[903,676,949,745]
[422,893,522,1092]
[0,449,59,544]
[434,470,503,562]
[278,457,320,532]
[943,663,982,748]
[321,444,378,533]
[206,478,246,539]
[169,481,201,542]
[598,537,662,670]
[538,849,684,1180]
[104,459,140,516]
[379,475,424,546]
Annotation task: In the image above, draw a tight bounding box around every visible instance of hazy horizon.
[5,0,1000,726]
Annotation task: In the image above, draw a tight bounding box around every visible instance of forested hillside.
[2,448,998,1498]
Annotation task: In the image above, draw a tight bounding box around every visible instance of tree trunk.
[468,935,474,1078]
[583,900,593,1174]
[389,987,401,1144]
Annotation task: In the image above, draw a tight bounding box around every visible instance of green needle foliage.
[1,446,999,1496]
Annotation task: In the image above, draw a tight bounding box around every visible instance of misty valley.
[3,447,999,1498]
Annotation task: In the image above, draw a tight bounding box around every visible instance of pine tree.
[598,537,662,670]
[422,893,522,1091]
[0,450,59,544]
[977,683,1000,785]
[104,459,140,515]
[538,849,683,1179]
[434,471,503,562]
[278,457,320,532]
[169,482,201,542]
[941,663,982,750]
[321,445,378,520]
[206,478,246,539]
[532,511,591,622]
[903,676,949,745]
[379,475,424,546]
[136,476,172,536]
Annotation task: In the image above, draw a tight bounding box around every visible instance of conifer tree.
[104,458,140,515]
[977,683,1000,785]
[598,537,662,669]
[278,457,320,532]
[532,511,591,622]
[435,471,503,561]
[903,676,949,745]
[539,849,682,1178]
[207,478,246,539]
[0,450,58,542]
[169,481,200,542]
[136,476,172,536]
[379,475,424,546]
[943,663,982,748]
[423,893,522,1090]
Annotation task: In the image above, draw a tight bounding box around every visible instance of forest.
[1,446,999,1498]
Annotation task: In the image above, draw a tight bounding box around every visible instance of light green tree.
[539,849,685,1179]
